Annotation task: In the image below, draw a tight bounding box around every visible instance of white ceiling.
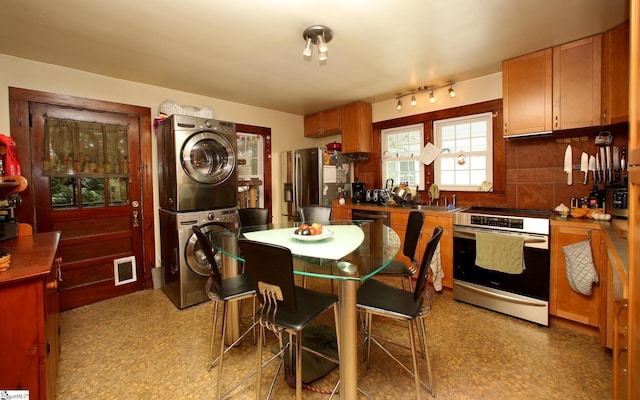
[0,0,629,116]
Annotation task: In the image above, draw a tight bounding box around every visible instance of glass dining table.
[208,220,401,399]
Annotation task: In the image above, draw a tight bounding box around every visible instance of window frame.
[433,112,493,191]
[381,123,425,190]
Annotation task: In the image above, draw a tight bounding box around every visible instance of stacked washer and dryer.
[157,115,239,309]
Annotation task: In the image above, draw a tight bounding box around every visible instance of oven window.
[453,235,550,301]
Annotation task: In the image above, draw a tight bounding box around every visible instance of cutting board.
[612,219,628,238]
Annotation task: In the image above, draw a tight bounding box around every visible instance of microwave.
[605,188,628,218]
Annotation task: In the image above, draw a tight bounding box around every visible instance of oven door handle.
[453,227,548,249]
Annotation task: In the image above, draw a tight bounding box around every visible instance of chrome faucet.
[452,194,456,208]
[443,196,448,207]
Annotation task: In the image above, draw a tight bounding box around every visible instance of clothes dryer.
[160,207,238,309]
[157,114,238,211]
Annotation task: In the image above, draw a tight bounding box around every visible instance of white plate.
[290,228,334,241]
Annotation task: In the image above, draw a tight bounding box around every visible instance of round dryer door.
[181,131,236,185]
[185,222,230,277]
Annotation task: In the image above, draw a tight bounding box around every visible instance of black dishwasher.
[351,209,390,226]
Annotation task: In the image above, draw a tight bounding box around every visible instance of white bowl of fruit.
[290,223,334,241]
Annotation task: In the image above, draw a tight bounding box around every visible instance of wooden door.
[602,21,630,125]
[553,35,602,130]
[549,225,603,327]
[342,102,372,153]
[30,103,145,310]
[502,49,553,137]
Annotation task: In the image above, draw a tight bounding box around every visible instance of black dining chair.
[238,207,270,227]
[237,238,340,400]
[299,205,332,224]
[357,226,443,399]
[191,226,258,399]
[376,210,425,291]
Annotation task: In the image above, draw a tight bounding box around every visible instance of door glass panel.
[81,177,105,207]
[44,117,129,209]
[108,177,129,206]
[51,177,77,209]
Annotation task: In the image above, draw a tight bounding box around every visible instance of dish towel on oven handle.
[475,232,526,274]
[562,238,599,296]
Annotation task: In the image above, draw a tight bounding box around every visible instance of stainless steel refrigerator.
[281,147,350,220]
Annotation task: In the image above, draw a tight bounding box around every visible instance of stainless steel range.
[453,207,551,326]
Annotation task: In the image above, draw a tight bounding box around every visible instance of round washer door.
[181,131,236,185]
[185,222,230,276]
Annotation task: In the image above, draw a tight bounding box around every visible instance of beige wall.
[0,53,503,266]
[0,53,314,266]
[372,72,503,122]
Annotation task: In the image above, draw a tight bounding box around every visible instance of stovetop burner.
[454,207,551,235]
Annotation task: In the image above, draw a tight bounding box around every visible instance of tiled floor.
[55,284,612,399]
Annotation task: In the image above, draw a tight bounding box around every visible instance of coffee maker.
[351,182,365,203]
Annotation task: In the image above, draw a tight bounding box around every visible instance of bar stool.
[357,226,443,399]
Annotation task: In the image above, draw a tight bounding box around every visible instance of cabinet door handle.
[603,109,608,123]
[554,115,559,128]
[504,123,507,133]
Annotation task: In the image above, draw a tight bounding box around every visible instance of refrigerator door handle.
[293,153,300,214]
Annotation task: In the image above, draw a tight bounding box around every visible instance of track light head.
[303,37,313,57]
[410,94,416,106]
[396,99,402,110]
[448,85,456,98]
[429,91,435,103]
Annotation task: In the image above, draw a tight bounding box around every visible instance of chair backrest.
[300,205,332,224]
[238,207,270,227]
[413,226,443,303]
[237,239,298,314]
[403,211,425,261]
[192,225,224,294]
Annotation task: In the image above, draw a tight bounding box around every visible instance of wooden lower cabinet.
[389,210,453,289]
[331,207,352,221]
[550,225,603,327]
[0,232,61,399]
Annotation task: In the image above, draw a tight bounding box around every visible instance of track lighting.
[394,81,456,110]
[302,25,333,63]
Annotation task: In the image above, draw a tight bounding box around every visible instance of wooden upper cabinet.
[553,35,602,130]
[502,49,553,137]
[341,101,372,153]
[304,107,342,137]
[602,21,630,125]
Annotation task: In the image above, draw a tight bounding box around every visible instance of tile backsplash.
[506,123,628,211]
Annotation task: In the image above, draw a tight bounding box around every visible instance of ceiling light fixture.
[394,81,456,110]
[449,85,456,98]
[302,25,333,63]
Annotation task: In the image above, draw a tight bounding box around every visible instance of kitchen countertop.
[333,201,460,214]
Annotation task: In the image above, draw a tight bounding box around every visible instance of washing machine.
[160,207,238,309]
[157,114,238,212]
